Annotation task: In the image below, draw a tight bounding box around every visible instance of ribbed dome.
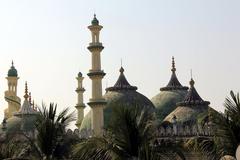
[151,57,188,121]
[80,67,155,130]
[164,78,211,124]
[7,61,18,77]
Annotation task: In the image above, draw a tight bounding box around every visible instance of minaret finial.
[24,81,29,99]
[121,58,122,67]
[171,56,176,73]
[11,60,14,67]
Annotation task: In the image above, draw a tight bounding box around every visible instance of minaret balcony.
[75,103,86,108]
[88,98,107,106]
[75,88,85,93]
[88,43,104,51]
[87,70,106,78]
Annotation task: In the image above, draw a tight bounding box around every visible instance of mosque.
[0,15,215,159]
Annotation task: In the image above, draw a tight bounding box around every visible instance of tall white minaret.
[4,61,21,118]
[75,72,85,129]
[87,14,106,136]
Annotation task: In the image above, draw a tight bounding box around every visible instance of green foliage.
[73,104,183,160]
[35,103,75,159]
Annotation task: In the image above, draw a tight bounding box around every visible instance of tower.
[87,14,106,136]
[4,61,21,118]
[75,72,86,129]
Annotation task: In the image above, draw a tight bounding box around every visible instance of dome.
[91,14,99,25]
[78,72,82,77]
[0,115,37,134]
[0,82,39,134]
[7,61,18,77]
[151,57,188,121]
[164,78,211,124]
[80,67,155,130]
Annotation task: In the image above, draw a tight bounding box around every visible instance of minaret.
[4,61,21,118]
[87,14,106,136]
[75,72,86,129]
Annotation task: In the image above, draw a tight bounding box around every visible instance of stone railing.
[156,123,214,138]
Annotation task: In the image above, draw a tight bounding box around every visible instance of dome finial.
[189,70,195,87]
[24,81,29,99]
[11,60,14,67]
[120,66,124,74]
[171,56,176,73]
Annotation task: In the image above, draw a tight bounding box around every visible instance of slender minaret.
[4,61,21,118]
[87,14,106,136]
[75,72,86,129]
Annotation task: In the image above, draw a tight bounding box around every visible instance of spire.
[177,78,210,106]
[171,56,176,73]
[14,82,38,117]
[29,92,32,105]
[106,67,137,91]
[24,82,29,99]
[160,57,188,91]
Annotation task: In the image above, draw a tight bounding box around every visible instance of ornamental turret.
[4,61,21,118]
[87,14,106,136]
[75,72,86,129]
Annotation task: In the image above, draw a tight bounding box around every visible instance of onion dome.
[151,57,188,121]
[7,61,18,77]
[164,78,211,124]
[91,14,99,25]
[80,67,155,130]
[78,72,82,77]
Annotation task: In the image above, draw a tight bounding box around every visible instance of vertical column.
[87,14,106,136]
[75,72,86,129]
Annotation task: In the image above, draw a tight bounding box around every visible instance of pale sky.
[0,0,239,129]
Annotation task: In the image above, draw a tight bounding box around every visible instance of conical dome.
[164,78,211,124]
[80,67,155,130]
[151,57,188,121]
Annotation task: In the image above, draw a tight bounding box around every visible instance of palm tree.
[73,104,183,160]
[35,103,76,160]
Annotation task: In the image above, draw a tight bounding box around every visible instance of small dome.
[7,61,18,77]
[91,14,99,25]
[164,78,211,124]
[151,57,188,121]
[0,115,37,134]
[80,67,155,130]
[78,72,82,77]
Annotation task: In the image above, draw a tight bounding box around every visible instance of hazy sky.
[0,0,239,129]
